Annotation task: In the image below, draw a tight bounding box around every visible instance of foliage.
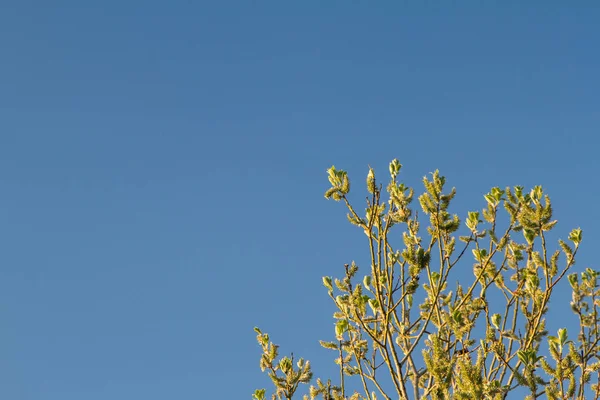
[254,159,599,400]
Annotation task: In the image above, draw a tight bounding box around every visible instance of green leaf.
[368,298,380,314]
[568,273,578,289]
[517,350,529,366]
[523,229,536,245]
[322,276,333,291]
[324,187,338,199]
[252,388,266,400]
[484,194,496,206]
[472,248,488,262]
[530,186,543,203]
[327,166,339,186]
[491,314,501,330]
[569,228,582,246]
[335,319,349,338]
[363,275,371,290]
[452,309,463,324]
[558,328,568,346]
[279,357,292,373]
[389,159,402,179]
[466,211,481,230]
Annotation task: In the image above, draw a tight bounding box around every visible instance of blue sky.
[1,1,599,399]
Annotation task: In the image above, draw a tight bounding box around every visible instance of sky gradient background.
[1,1,599,399]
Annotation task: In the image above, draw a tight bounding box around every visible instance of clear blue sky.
[1,2,599,399]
